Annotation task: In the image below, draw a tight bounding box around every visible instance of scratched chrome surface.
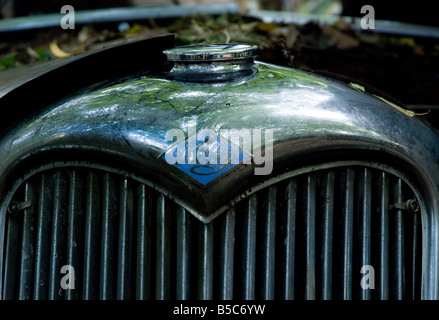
[0,61,438,214]
[0,61,438,215]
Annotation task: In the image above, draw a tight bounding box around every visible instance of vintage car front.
[0,35,438,300]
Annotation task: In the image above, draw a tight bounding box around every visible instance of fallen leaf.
[50,41,71,58]
[26,47,40,60]
[50,41,84,58]
[373,94,430,117]
[222,30,231,44]
[398,37,416,47]
[123,24,145,35]
[257,22,278,33]
[77,25,94,43]
[349,82,365,92]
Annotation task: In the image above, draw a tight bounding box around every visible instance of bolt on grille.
[1,165,422,300]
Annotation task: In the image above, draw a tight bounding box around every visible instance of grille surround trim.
[0,160,428,224]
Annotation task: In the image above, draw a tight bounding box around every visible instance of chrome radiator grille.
[1,165,422,300]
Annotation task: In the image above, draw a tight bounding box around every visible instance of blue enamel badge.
[163,128,251,185]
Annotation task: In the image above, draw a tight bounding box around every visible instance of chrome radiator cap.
[163,44,259,82]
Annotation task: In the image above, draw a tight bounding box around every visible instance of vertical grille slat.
[33,174,53,300]
[1,165,423,300]
[378,172,390,300]
[48,171,68,300]
[176,207,191,300]
[198,224,214,300]
[260,186,276,300]
[281,179,297,300]
[321,171,335,300]
[136,184,152,300]
[410,211,421,299]
[100,172,117,300]
[65,170,84,301]
[359,168,372,300]
[82,171,102,300]
[3,212,21,300]
[392,179,405,300]
[2,204,20,300]
[156,194,171,300]
[219,208,235,300]
[117,178,133,300]
[304,174,316,300]
[241,194,257,300]
[341,168,355,300]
